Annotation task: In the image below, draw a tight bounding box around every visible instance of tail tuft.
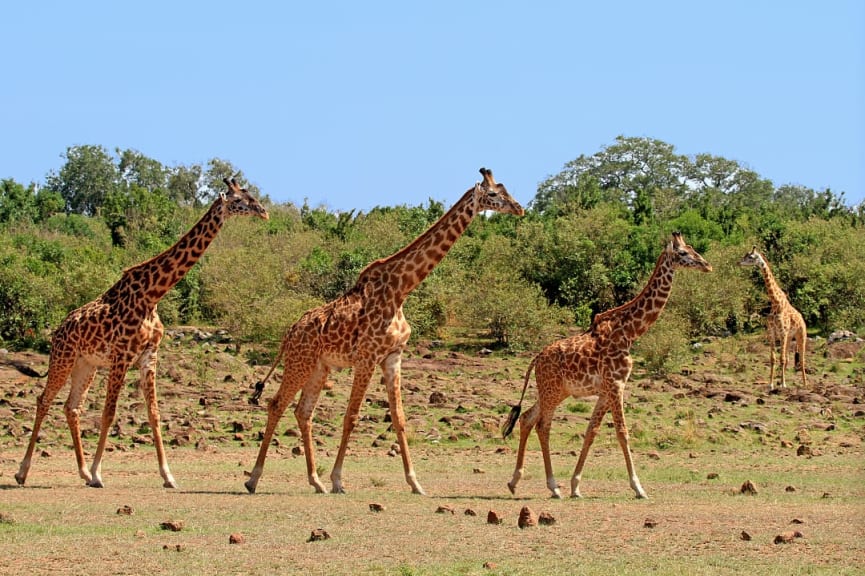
[248,380,266,405]
[12,363,46,378]
[502,405,522,439]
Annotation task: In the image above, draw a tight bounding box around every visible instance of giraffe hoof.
[164,480,178,489]
[87,480,104,488]
[14,473,26,486]
[507,482,516,496]
[244,480,257,494]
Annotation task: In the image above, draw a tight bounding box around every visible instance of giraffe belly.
[565,374,603,399]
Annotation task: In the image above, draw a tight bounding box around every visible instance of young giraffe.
[15,179,269,488]
[739,246,808,389]
[504,232,712,499]
[244,168,524,495]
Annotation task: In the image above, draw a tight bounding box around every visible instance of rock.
[464,508,477,517]
[538,512,556,526]
[796,445,812,457]
[483,562,497,570]
[229,533,245,544]
[159,521,184,532]
[435,505,455,514]
[785,485,796,492]
[369,503,385,513]
[308,528,331,542]
[740,480,758,495]
[487,510,504,525]
[774,530,804,544]
[116,505,134,516]
[429,391,447,405]
[518,506,537,529]
[740,531,751,541]
[707,472,719,480]
[643,518,658,528]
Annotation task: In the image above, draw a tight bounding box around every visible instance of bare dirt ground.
[1,331,863,575]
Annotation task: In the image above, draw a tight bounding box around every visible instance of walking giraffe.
[15,178,269,488]
[244,168,523,495]
[739,246,808,389]
[504,232,712,499]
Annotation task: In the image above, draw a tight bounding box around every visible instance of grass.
[1,331,863,575]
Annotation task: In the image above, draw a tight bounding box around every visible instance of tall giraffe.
[15,179,269,488]
[244,168,523,495]
[504,232,712,499]
[739,246,808,389]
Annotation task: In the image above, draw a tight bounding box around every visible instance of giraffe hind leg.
[64,360,98,483]
[507,402,540,496]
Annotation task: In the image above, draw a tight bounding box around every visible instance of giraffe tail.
[11,362,47,378]
[249,339,288,405]
[502,355,538,439]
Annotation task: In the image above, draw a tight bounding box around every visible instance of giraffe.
[503,232,712,499]
[739,246,808,389]
[15,178,269,488]
[244,168,523,495]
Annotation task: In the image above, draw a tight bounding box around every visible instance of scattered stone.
[116,505,134,516]
[518,506,537,529]
[229,533,245,544]
[308,528,331,542]
[464,508,477,517]
[774,530,804,544]
[487,510,504,525]
[429,391,447,405]
[538,512,556,526]
[369,503,385,513]
[435,505,455,515]
[473,468,485,474]
[159,520,184,532]
[646,451,661,460]
[796,445,812,457]
[822,492,832,499]
[785,485,796,492]
[740,531,751,541]
[162,544,184,551]
[790,518,804,524]
[780,440,794,448]
[291,445,304,456]
[0,512,15,525]
[40,450,51,458]
[483,562,497,570]
[643,518,658,529]
[740,480,758,495]
[707,472,719,480]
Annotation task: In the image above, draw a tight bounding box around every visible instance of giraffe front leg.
[88,361,132,488]
[609,386,647,499]
[330,364,375,495]
[570,398,608,498]
[382,353,425,495]
[507,402,540,496]
[64,361,97,483]
[139,347,176,488]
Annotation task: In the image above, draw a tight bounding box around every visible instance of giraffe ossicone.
[504,232,712,500]
[15,178,269,488]
[244,168,524,496]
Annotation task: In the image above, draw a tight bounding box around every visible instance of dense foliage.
[2,138,863,366]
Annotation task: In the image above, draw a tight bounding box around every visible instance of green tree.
[0,179,37,224]
[45,145,119,215]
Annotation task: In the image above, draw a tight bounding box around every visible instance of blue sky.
[2,2,863,211]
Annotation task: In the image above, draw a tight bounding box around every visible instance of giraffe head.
[738,246,765,268]
[667,232,712,272]
[220,178,270,220]
[473,168,524,216]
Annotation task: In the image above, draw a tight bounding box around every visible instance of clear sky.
[2,1,863,211]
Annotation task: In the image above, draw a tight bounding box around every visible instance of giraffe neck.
[121,201,225,305]
[757,258,787,311]
[595,249,676,344]
[358,187,477,301]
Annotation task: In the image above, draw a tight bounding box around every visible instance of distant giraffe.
[504,232,712,499]
[15,179,269,488]
[244,168,524,495]
[739,246,808,389]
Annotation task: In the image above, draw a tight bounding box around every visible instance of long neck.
[125,202,225,304]
[595,249,676,344]
[359,187,477,301]
[758,258,787,311]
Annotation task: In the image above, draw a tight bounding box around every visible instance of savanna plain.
[1,331,863,576]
